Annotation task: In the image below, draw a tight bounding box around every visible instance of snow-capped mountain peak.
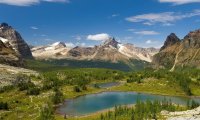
[31,42,71,59]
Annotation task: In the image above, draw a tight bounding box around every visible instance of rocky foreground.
[162,106,200,120]
[0,64,38,87]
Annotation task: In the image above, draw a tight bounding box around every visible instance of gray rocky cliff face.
[0,23,32,58]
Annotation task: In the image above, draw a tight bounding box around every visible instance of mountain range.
[1,22,200,70]
[31,37,159,63]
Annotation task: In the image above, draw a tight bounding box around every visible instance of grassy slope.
[111,79,186,96]
[24,59,149,72]
[0,86,104,120]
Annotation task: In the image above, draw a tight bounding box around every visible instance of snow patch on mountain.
[118,44,133,58]
[118,43,157,62]
[31,42,72,59]
[0,37,8,43]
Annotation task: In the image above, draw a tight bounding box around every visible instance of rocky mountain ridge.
[0,39,23,66]
[31,41,71,59]
[0,23,32,58]
[32,38,159,63]
[153,29,200,70]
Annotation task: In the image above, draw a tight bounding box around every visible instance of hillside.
[0,39,23,66]
[153,29,200,70]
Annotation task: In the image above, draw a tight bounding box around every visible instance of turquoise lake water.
[57,91,200,116]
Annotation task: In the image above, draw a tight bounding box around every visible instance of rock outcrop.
[0,39,23,66]
[68,46,98,59]
[0,23,32,58]
[0,64,38,87]
[31,42,71,59]
[161,106,200,120]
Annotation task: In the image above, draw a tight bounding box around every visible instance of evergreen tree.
[52,88,64,104]
[39,103,55,120]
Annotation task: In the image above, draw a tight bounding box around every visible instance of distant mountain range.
[31,37,159,63]
[1,22,200,70]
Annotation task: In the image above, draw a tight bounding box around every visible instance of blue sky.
[0,0,200,48]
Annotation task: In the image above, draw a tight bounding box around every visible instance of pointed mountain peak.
[0,23,32,58]
[169,33,176,36]
[0,23,9,28]
[0,23,12,30]
[102,37,119,48]
[160,33,181,51]
[51,41,66,47]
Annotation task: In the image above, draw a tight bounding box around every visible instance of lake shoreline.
[56,88,200,118]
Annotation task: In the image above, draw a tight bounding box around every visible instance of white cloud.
[111,14,119,17]
[43,0,69,3]
[87,33,110,41]
[135,40,162,48]
[134,31,160,35]
[145,40,158,44]
[0,0,69,6]
[143,22,154,26]
[146,40,153,44]
[126,10,200,25]
[158,0,200,5]
[30,26,38,30]
[0,0,39,6]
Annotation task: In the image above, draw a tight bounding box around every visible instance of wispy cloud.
[158,0,200,5]
[111,14,120,17]
[143,22,154,26]
[108,14,120,19]
[0,0,69,6]
[126,10,200,26]
[134,31,160,35]
[30,26,39,30]
[43,0,68,2]
[87,33,110,41]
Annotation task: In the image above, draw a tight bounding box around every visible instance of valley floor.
[1,79,200,120]
[0,66,200,120]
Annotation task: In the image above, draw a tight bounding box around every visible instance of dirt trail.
[170,48,183,72]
